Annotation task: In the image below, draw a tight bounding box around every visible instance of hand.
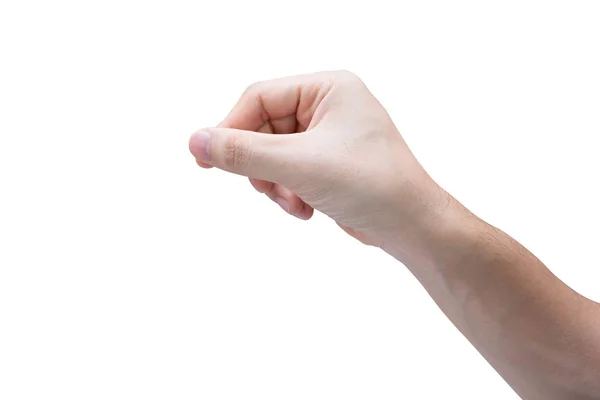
[189,71,448,250]
[190,71,600,399]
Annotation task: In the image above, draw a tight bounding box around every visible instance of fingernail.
[275,197,289,213]
[189,130,211,162]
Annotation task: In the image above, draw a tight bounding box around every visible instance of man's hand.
[188,70,445,249]
[189,71,600,399]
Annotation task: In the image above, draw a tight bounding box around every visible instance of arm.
[382,187,600,399]
[189,70,600,399]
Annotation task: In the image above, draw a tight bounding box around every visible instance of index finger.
[218,71,335,134]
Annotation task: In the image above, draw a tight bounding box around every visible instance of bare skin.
[188,70,600,399]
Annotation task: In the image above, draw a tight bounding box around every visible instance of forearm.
[382,188,600,399]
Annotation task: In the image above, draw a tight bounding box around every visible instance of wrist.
[377,182,479,268]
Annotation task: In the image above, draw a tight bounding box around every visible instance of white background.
[1,1,599,399]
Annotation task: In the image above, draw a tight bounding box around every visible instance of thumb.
[189,127,307,183]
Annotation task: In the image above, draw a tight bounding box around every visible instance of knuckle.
[333,69,361,82]
[222,134,251,170]
[243,81,262,96]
